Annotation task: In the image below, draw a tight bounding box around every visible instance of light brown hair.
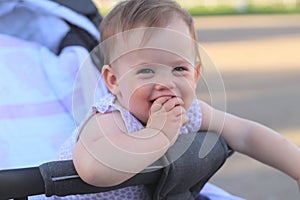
[99,0,200,65]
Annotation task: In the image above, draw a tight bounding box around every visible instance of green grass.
[186,4,300,16]
[97,2,300,17]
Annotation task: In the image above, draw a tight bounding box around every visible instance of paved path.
[194,14,300,199]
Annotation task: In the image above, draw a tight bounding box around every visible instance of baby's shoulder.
[82,111,127,136]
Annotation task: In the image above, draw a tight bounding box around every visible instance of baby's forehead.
[121,48,194,65]
[102,27,198,65]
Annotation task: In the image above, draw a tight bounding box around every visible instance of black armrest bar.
[0,160,162,200]
[0,166,44,200]
[39,160,162,197]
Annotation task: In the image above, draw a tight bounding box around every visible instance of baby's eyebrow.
[132,62,153,68]
[170,55,193,63]
[171,59,193,66]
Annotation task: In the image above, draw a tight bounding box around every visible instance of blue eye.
[137,68,154,74]
[173,66,187,72]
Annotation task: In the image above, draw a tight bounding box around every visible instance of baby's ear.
[102,65,119,95]
[194,62,201,82]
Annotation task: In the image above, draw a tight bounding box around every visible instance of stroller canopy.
[0,0,108,170]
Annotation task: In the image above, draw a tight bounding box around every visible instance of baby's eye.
[173,66,187,72]
[137,68,154,74]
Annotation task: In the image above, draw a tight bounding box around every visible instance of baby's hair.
[99,0,200,66]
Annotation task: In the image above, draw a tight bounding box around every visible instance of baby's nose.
[154,75,175,90]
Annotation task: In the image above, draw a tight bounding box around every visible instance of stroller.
[0,0,234,199]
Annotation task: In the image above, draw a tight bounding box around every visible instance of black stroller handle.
[0,166,44,200]
[0,160,162,200]
[40,160,162,197]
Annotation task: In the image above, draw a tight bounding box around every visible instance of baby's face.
[110,19,199,124]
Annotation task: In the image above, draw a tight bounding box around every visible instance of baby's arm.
[73,97,187,187]
[199,100,300,188]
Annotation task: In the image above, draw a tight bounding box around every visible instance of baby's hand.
[146,96,188,145]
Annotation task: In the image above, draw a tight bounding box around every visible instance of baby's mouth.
[149,100,155,104]
[149,96,176,104]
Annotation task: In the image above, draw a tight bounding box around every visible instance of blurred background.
[195,14,300,200]
[94,0,300,199]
